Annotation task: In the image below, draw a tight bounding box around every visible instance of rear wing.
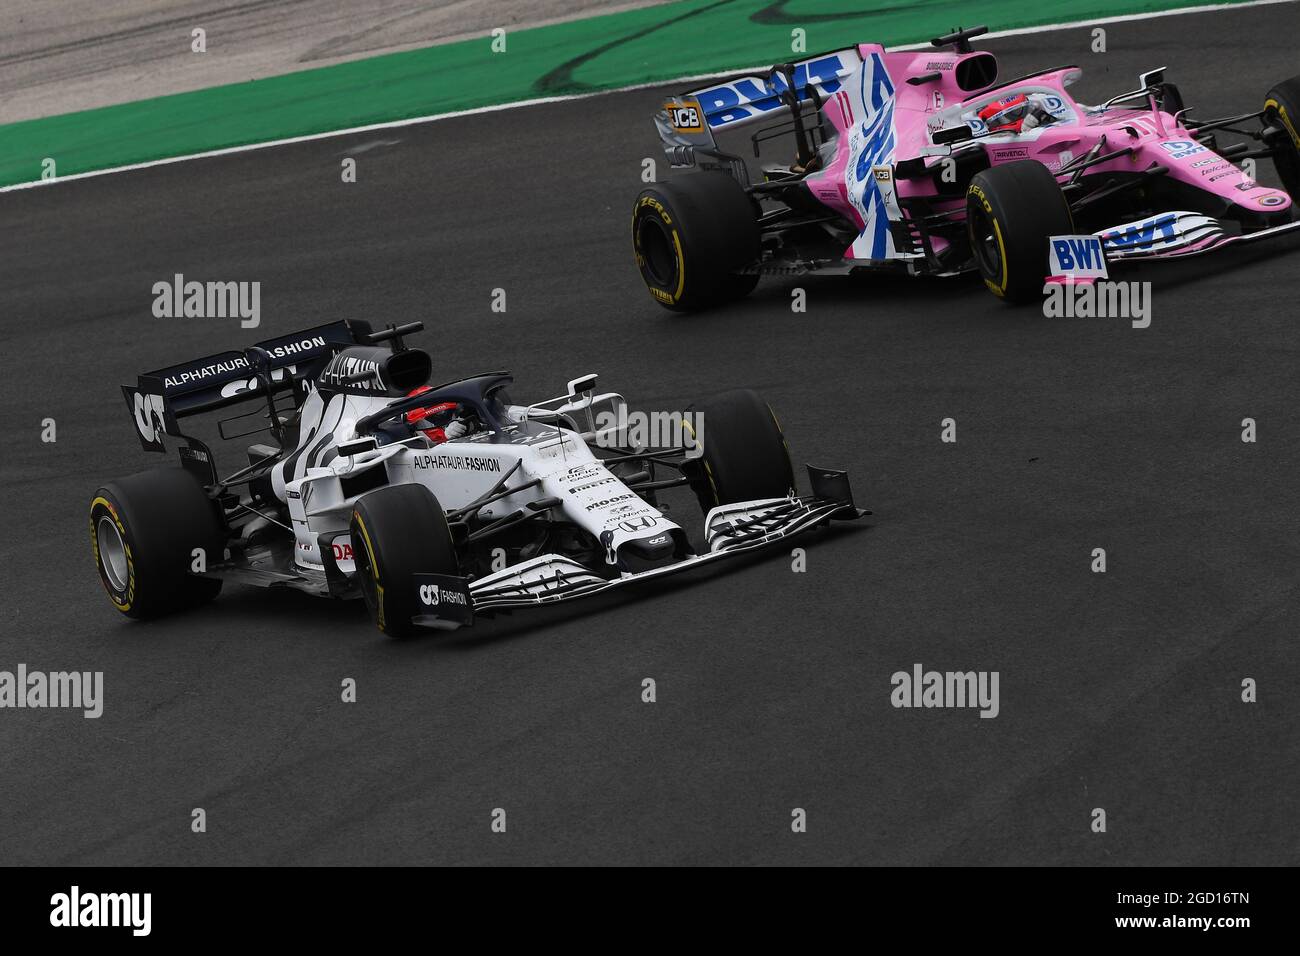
[658,46,861,143]
[122,320,361,453]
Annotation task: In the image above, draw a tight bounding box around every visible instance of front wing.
[1098,210,1300,261]
[411,468,866,628]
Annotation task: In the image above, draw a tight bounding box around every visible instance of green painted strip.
[0,0,1263,188]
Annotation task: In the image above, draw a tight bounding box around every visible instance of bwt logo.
[419,584,467,607]
[1050,236,1105,273]
[1102,213,1178,250]
[1158,139,1207,160]
[693,53,849,127]
[50,886,151,936]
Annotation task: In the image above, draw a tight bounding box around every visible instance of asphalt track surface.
[2,5,1298,866]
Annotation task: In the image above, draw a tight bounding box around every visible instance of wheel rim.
[637,216,678,288]
[969,205,1002,280]
[97,516,129,592]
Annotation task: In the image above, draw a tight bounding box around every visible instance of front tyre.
[89,468,224,619]
[632,172,760,312]
[1264,76,1300,199]
[688,389,795,512]
[349,484,459,638]
[967,160,1074,303]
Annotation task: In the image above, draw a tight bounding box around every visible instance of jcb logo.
[671,106,700,128]
[665,99,705,133]
[133,392,166,442]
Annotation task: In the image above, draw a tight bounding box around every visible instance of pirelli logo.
[664,97,706,134]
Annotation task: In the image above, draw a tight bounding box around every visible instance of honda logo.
[619,517,658,533]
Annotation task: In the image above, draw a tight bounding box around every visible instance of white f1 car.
[92,321,865,636]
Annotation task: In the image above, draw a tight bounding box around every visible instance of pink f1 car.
[632,25,1300,306]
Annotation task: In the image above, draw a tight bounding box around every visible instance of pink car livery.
[632,25,1300,307]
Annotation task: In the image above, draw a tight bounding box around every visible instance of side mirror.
[337,436,378,457]
[932,124,974,145]
[567,373,597,400]
[1139,67,1167,90]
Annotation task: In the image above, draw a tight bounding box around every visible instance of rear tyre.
[967,160,1074,303]
[350,484,459,638]
[632,172,761,311]
[89,468,224,620]
[1264,76,1300,199]
[688,389,795,512]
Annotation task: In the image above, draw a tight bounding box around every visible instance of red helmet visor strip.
[404,386,458,443]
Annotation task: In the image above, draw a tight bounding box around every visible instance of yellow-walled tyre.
[688,389,794,513]
[90,468,223,620]
[349,484,459,638]
[632,172,760,312]
[1264,76,1300,199]
[967,160,1074,304]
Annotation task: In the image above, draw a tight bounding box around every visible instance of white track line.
[1,0,1294,194]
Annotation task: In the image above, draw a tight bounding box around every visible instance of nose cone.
[1249,190,1291,212]
[620,530,678,563]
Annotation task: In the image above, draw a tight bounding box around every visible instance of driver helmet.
[404,386,459,444]
[978,94,1038,134]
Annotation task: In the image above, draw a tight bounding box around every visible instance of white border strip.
[2,0,1294,194]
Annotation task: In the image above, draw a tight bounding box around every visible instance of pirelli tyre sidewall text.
[632,172,761,312]
[1264,76,1300,200]
[688,389,795,510]
[349,483,460,639]
[967,160,1074,304]
[89,468,224,619]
